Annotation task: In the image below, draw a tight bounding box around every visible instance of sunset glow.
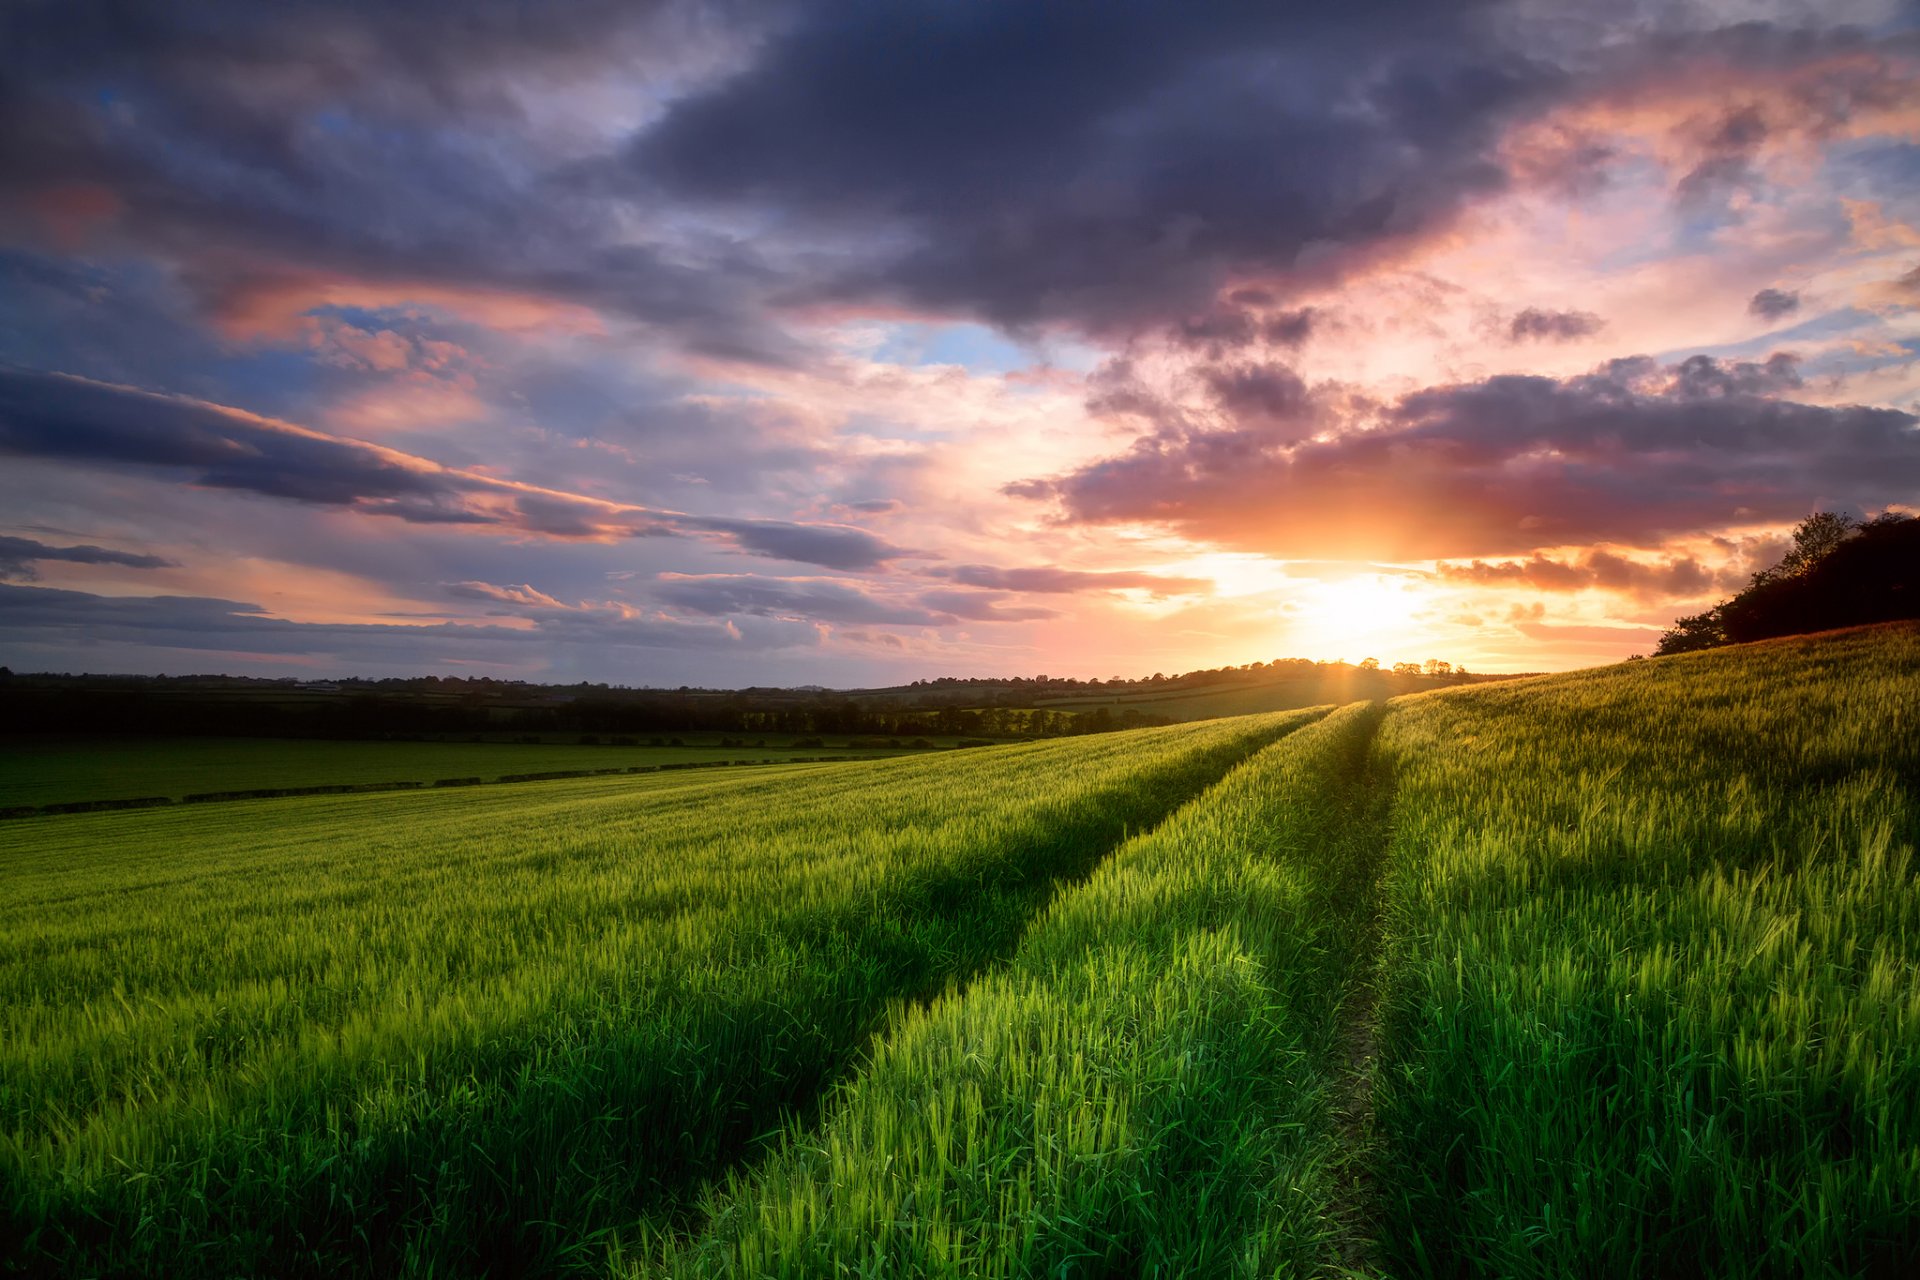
[1,3,1917,684]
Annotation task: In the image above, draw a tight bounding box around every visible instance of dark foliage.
[1656,512,1919,655]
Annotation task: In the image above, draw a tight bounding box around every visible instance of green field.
[1032,664,1463,722]
[4,623,1916,1276]
[0,734,929,811]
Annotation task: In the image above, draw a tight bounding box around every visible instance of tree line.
[1657,511,1919,655]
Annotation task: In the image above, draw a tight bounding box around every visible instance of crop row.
[0,714,1295,1278]
[654,700,1383,1276]
[635,626,1917,1277]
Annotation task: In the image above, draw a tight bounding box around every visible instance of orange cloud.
[207,270,605,341]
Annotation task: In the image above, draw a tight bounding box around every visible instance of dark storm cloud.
[630,0,1561,331]
[1508,308,1605,343]
[1749,288,1801,320]
[0,1,801,362]
[927,565,1209,597]
[1013,353,1920,559]
[4,2,1913,354]
[2,1,711,107]
[626,6,1918,335]
[0,369,912,569]
[0,535,176,581]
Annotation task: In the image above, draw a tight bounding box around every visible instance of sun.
[1297,574,1419,659]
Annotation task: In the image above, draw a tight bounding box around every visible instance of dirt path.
[1328,941,1385,1274]
[1323,713,1393,1276]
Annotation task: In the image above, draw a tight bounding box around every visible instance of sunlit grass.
[0,716,1293,1278]
[660,701,1386,1278]
[1372,623,1920,1278]
[4,622,1914,1278]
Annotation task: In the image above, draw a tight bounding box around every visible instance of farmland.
[0,733,928,813]
[3,622,1917,1276]
[0,715,1296,1276]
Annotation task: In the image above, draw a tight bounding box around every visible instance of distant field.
[0,734,926,810]
[3,623,1915,1277]
[1034,665,1462,721]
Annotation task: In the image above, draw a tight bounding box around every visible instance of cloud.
[1202,363,1315,429]
[928,564,1209,597]
[1748,287,1801,320]
[0,2,803,362]
[0,369,911,569]
[1173,305,1318,355]
[914,590,1058,623]
[677,518,911,572]
[1436,550,1729,600]
[647,573,1064,627]
[3,2,1913,368]
[1865,264,1920,307]
[0,581,800,662]
[628,2,1560,333]
[1508,307,1605,342]
[652,573,949,625]
[445,580,569,611]
[0,535,176,581]
[1013,353,1920,559]
[627,7,1918,338]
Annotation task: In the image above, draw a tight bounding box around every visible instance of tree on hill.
[1656,511,1920,655]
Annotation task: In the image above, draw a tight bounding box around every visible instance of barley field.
[3,622,1915,1277]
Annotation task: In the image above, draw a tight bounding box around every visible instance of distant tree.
[1391,661,1422,677]
[1358,657,1379,671]
[1423,659,1453,677]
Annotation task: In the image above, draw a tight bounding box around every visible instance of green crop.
[0,715,1291,1278]
[1371,623,1920,1278]
[662,700,1388,1278]
[0,734,918,811]
[5,622,1915,1279]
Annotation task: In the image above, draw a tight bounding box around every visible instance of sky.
[1,0,1916,686]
